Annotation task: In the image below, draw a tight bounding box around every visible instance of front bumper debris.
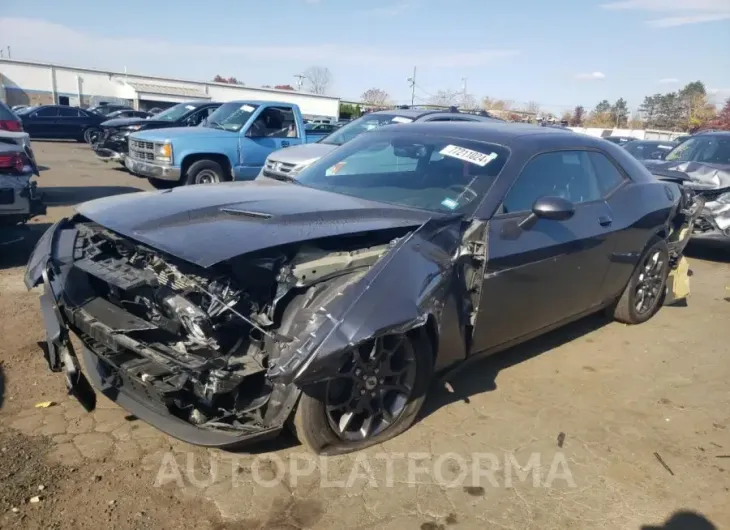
[24,220,299,448]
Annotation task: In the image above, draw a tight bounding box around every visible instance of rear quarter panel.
[600,177,678,300]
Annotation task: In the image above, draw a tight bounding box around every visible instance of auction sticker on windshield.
[440,145,498,167]
[240,104,255,112]
[185,105,196,110]
[391,116,414,124]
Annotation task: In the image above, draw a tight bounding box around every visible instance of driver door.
[239,106,303,179]
[471,150,617,353]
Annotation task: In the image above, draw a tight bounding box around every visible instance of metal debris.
[557,432,566,448]
[654,452,675,475]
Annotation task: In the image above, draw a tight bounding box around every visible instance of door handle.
[598,215,613,227]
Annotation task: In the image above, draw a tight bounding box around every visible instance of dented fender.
[268,216,469,386]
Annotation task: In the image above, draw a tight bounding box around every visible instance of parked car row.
[0,100,45,246]
[25,119,704,455]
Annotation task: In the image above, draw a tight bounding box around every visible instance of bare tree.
[303,66,332,95]
[461,93,480,111]
[482,97,513,111]
[524,101,540,115]
[361,88,390,106]
[429,90,460,107]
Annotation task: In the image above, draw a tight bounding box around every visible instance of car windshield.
[153,103,198,122]
[318,114,416,147]
[204,102,259,132]
[624,141,675,159]
[664,136,730,165]
[296,131,509,214]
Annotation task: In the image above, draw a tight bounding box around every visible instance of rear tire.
[83,127,101,145]
[611,237,669,325]
[184,159,229,186]
[147,178,177,190]
[292,331,433,455]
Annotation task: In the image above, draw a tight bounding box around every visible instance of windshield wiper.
[206,121,224,130]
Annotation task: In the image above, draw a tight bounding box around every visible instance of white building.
[0,59,340,119]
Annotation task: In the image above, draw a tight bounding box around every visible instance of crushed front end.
[24,217,403,448]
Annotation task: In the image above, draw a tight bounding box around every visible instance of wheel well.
[181,153,231,178]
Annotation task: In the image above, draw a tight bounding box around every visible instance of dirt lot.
[0,141,729,530]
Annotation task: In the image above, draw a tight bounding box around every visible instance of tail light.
[0,119,23,132]
[0,152,29,173]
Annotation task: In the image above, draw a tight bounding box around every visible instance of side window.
[34,107,59,118]
[501,151,602,214]
[248,107,298,138]
[587,152,625,195]
[58,107,81,117]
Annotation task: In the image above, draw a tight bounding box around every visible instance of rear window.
[0,101,18,121]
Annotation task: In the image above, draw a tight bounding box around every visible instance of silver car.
[259,109,501,181]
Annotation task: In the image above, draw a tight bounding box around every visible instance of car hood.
[131,126,236,142]
[644,160,730,190]
[101,117,149,128]
[266,142,338,165]
[75,179,440,268]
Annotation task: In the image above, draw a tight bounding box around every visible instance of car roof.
[366,108,494,121]
[693,130,730,137]
[381,121,578,147]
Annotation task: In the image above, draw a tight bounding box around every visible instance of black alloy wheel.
[634,248,665,315]
[324,335,418,442]
[611,237,669,325]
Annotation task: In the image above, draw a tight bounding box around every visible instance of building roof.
[124,81,210,99]
[0,58,340,102]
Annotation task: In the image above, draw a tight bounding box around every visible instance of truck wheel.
[147,178,177,190]
[185,160,229,186]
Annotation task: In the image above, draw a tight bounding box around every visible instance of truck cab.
[125,101,325,188]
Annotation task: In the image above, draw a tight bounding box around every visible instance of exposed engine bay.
[65,221,396,434]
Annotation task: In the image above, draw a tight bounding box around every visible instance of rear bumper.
[125,157,180,181]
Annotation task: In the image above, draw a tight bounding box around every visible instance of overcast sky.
[1,0,729,113]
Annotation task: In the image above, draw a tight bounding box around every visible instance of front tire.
[184,159,229,186]
[293,331,433,455]
[611,237,669,325]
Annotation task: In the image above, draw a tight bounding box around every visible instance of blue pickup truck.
[125,100,329,188]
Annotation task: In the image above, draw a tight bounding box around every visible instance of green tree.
[612,98,629,128]
[570,105,585,126]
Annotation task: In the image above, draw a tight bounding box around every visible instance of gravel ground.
[0,140,728,529]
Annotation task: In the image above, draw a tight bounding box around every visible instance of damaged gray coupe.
[643,131,730,244]
[25,123,702,454]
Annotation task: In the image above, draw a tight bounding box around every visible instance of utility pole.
[461,77,467,108]
[7,46,10,59]
[294,74,306,91]
[407,66,416,106]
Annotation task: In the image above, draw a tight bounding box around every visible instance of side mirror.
[518,196,575,230]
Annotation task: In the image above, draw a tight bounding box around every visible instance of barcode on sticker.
[439,145,497,167]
